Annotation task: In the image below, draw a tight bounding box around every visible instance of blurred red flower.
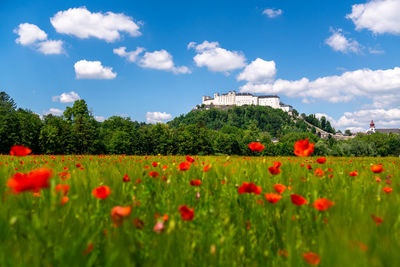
[55,184,70,196]
[149,171,159,178]
[383,187,392,194]
[186,156,195,163]
[123,174,130,182]
[179,205,194,221]
[248,142,265,152]
[264,193,282,204]
[294,139,314,157]
[268,161,282,175]
[111,206,131,226]
[238,182,262,195]
[371,164,383,173]
[313,198,334,211]
[274,184,287,194]
[291,194,307,205]
[316,157,326,164]
[10,145,32,156]
[349,171,358,176]
[314,168,325,177]
[190,179,202,186]
[178,162,191,171]
[92,185,111,199]
[371,214,383,225]
[7,168,53,193]
[303,252,321,265]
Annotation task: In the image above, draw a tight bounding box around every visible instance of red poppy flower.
[7,168,53,193]
[291,194,308,205]
[313,198,334,211]
[58,172,71,181]
[10,145,32,156]
[306,164,313,170]
[316,157,326,164]
[238,182,262,195]
[55,184,70,196]
[294,139,314,157]
[152,162,158,167]
[264,193,282,204]
[383,187,392,194]
[123,174,130,182]
[248,142,265,152]
[274,184,287,194]
[349,171,358,176]
[190,179,202,186]
[178,162,191,171]
[203,164,211,172]
[149,171,159,178]
[92,185,111,199]
[371,164,383,173]
[303,252,321,265]
[186,156,195,163]
[268,161,282,175]
[314,168,325,177]
[178,205,194,221]
[111,206,131,226]
[371,214,383,225]
[60,196,69,206]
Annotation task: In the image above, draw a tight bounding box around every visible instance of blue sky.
[1,0,400,131]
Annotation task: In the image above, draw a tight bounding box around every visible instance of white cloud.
[74,60,117,79]
[240,67,400,105]
[95,116,106,122]
[50,7,141,42]
[37,40,64,55]
[14,23,47,45]
[346,0,400,35]
[14,23,64,55]
[52,91,80,103]
[237,58,276,83]
[139,49,191,74]
[189,41,246,73]
[369,48,385,54]
[44,108,64,116]
[113,46,145,62]
[262,8,283,18]
[325,29,362,53]
[319,108,400,132]
[146,112,172,123]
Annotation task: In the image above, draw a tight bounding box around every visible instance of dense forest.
[1,91,400,156]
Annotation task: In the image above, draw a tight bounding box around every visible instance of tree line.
[1,91,399,156]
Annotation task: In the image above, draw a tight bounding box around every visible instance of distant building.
[366,120,400,134]
[202,91,293,112]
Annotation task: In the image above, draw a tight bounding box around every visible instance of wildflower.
[248,142,265,152]
[268,161,282,175]
[314,168,325,177]
[303,252,321,265]
[111,206,131,226]
[153,221,165,233]
[274,184,287,194]
[58,172,71,181]
[238,182,262,195]
[178,205,194,221]
[55,184,70,196]
[371,214,383,225]
[149,171,159,178]
[92,185,111,199]
[178,162,191,171]
[10,145,32,156]
[313,198,334,211]
[60,196,69,205]
[186,156,195,163]
[371,164,383,173]
[383,187,392,194]
[190,179,202,186]
[264,193,282,204]
[7,168,52,193]
[203,164,211,172]
[123,174,130,182]
[291,194,307,205]
[316,157,326,164]
[349,171,358,176]
[294,139,314,157]
[152,162,158,167]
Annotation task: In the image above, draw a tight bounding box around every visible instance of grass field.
[0,154,399,266]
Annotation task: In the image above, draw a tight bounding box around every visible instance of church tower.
[369,120,376,133]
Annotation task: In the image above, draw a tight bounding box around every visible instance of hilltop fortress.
[202,91,293,112]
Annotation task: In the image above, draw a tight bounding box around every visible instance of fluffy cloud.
[95,116,106,122]
[316,108,400,132]
[44,108,63,116]
[14,23,64,55]
[237,58,276,83]
[346,0,400,35]
[240,67,400,105]
[262,8,283,18]
[146,112,172,123]
[139,50,191,74]
[52,91,80,103]
[50,7,141,42]
[113,46,145,62]
[37,40,64,55]
[189,41,246,73]
[14,23,47,45]
[325,29,362,53]
[74,60,117,79]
